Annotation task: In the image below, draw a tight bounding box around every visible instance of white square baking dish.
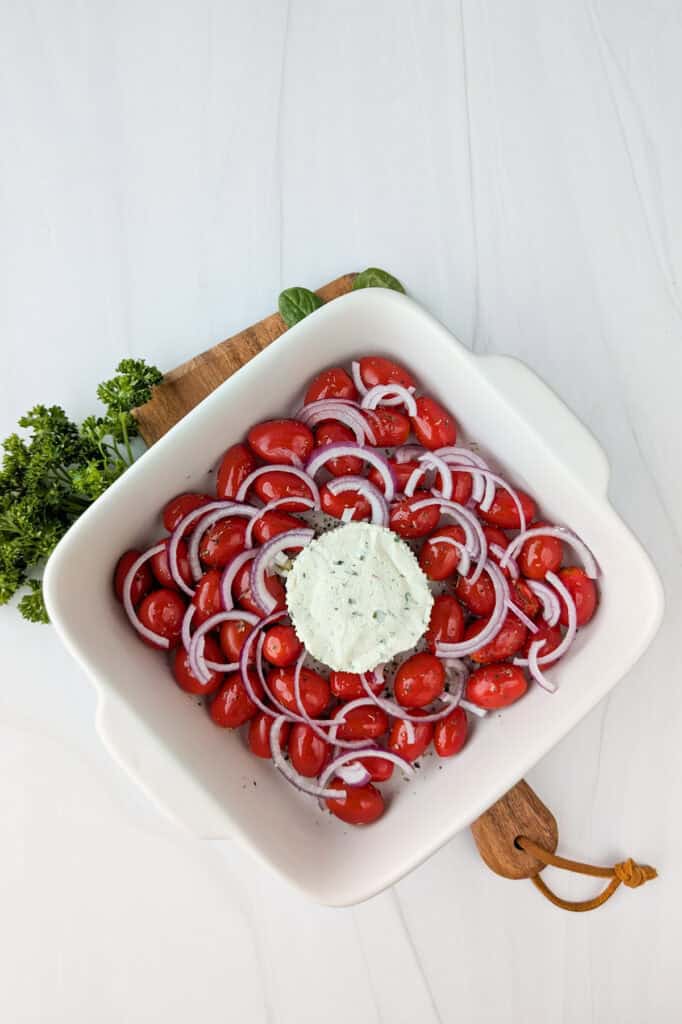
[43,289,663,906]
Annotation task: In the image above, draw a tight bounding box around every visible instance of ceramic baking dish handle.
[477,355,610,497]
[97,692,233,839]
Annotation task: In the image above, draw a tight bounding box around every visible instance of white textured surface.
[0,1,680,1021]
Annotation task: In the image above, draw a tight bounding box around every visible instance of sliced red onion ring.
[189,608,260,681]
[187,503,258,581]
[326,475,389,526]
[427,535,471,576]
[122,544,171,648]
[250,528,314,614]
[442,465,526,526]
[219,548,257,611]
[269,716,347,801]
[168,500,236,596]
[410,497,487,581]
[358,669,465,726]
[514,570,576,667]
[361,384,418,417]
[527,640,558,693]
[404,453,453,500]
[235,464,320,506]
[435,446,491,504]
[393,444,427,464]
[244,496,316,547]
[335,762,372,786]
[436,561,510,657]
[324,698,391,750]
[238,611,296,719]
[296,400,374,445]
[490,542,519,579]
[350,360,368,397]
[506,600,539,633]
[501,526,599,579]
[318,748,415,807]
[527,580,561,626]
[459,699,488,718]
[306,444,396,502]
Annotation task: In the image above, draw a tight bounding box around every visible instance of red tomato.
[219,618,255,663]
[199,516,247,569]
[557,567,597,627]
[288,723,330,777]
[216,443,257,501]
[425,593,465,652]
[150,537,192,590]
[248,713,290,759]
[368,459,419,494]
[394,653,445,708]
[389,491,440,538]
[358,356,415,391]
[137,589,186,647]
[262,625,302,667]
[253,470,314,512]
[388,709,434,763]
[268,666,330,718]
[451,470,473,505]
[114,550,154,605]
[518,521,563,580]
[335,705,389,741]
[434,706,468,758]
[251,510,304,545]
[192,570,223,626]
[466,664,527,709]
[232,561,286,616]
[510,579,541,620]
[330,671,382,701]
[320,482,371,521]
[465,612,527,664]
[411,396,457,449]
[419,525,467,580]
[247,419,313,466]
[173,635,224,696]
[477,488,536,530]
[305,366,357,403]
[455,571,496,617]
[365,407,410,447]
[209,668,263,728]
[162,492,213,534]
[522,621,564,659]
[359,754,394,782]
[483,525,509,549]
[314,422,363,476]
[325,780,385,825]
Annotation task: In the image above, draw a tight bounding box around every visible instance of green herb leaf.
[17,579,49,624]
[352,267,405,293]
[278,287,323,328]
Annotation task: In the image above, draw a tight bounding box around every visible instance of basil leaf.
[278,287,324,327]
[352,267,405,293]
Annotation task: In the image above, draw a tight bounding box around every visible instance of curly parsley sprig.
[0,358,162,623]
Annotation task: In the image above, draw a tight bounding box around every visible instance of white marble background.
[1,1,681,1021]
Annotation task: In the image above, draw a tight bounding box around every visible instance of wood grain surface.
[470,780,559,879]
[133,273,357,444]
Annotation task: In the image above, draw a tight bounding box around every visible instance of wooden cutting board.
[133,271,557,883]
[134,273,356,445]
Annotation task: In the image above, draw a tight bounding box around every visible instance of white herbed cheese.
[286,522,433,673]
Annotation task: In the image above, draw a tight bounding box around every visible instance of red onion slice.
[527,640,558,693]
[436,561,510,657]
[296,400,375,445]
[189,608,260,681]
[269,716,348,801]
[527,580,561,626]
[393,444,427,464]
[219,548,257,611]
[501,526,599,579]
[410,497,488,581]
[513,570,577,668]
[506,599,539,633]
[244,496,316,547]
[435,446,491,503]
[235,464,320,506]
[361,384,418,417]
[427,535,471,576]
[358,669,465,726]
[306,444,396,502]
[459,699,488,718]
[122,544,171,648]
[187,503,258,581]
[404,453,453,500]
[325,475,389,526]
[168,500,237,597]
[490,542,519,579]
[250,529,314,614]
[350,360,368,397]
[317,748,415,807]
[335,762,372,786]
